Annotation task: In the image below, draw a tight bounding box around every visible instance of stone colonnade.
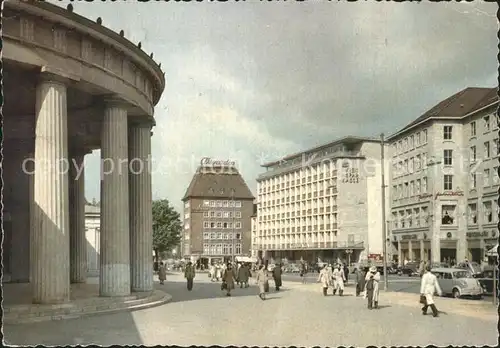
[30,74,154,304]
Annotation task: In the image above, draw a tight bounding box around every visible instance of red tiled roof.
[396,87,498,136]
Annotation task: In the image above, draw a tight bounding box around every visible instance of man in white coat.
[365,266,381,309]
[317,265,331,296]
[332,264,346,296]
[420,265,442,317]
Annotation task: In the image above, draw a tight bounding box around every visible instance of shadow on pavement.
[159,278,287,304]
[4,308,144,346]
[377,305,392,309]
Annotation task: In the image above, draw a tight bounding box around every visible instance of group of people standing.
[158,261,197,291]
[255,263,283,300]
[209,262,253,296]
[317,264,347,296]
[317,264,381,310]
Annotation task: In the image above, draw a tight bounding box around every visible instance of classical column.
[9,143,33,282]
[69,152,88,283]
[408,240,413,261]
[100,100,131,297]
[397,240,402,266]
[129,122,154,292]
[28,151,35,283]
[32,76,70,304]
[420,239,425,262]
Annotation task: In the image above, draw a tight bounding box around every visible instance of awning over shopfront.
[486,244,498,257]
[235,256,258,263]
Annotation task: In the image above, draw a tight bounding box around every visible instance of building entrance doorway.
[440,248,456,264]
[468,248,482,263]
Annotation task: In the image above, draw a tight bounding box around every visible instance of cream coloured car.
[431,267,483,299]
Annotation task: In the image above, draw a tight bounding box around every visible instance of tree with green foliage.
[152,199,182,263]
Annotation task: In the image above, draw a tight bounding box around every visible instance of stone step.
[4,291,170,325]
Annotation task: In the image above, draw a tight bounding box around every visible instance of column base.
[99,264,131,297]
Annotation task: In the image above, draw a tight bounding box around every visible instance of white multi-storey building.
[388,87,498,265]
[255,136,390,265]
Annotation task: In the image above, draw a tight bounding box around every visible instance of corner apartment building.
[255,136,390,264]
[181,158,255,266]
[388,87,498,265]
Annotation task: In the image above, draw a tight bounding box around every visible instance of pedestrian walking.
[365,266,380,309]
[221,263,236,296]
[256,265,268,300]
[237,263,250,288]
[300,262,308,284]
[332,264,346,296]
[317,264,331,296]
[215,263,222,281]
[355,266,366,296]
[158,262,167,285]
[184,261,196,291]
[420,265,442,317]
[209,263,216,282]
[272,263,283,291]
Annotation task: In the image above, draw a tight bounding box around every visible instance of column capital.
[129,119,154,130]
[102,95,129,109]
[39,66,79,86]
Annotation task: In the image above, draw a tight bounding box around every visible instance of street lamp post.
[346,249,353,266]
[380,133,388,291]
[427,157,442,264]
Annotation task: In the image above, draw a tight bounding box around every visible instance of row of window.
[203,232,241,240]
[202,210,242,219]
[257,227,339,234]
[470,139,499,162]
[203,243,242,255]
[392,116,497,158]
[260,181,337,200]
[393,129,428,155]
[467,201,498,224]
[258,163,338,191]
[203,221,242,229]
[259,189,338,207]
[470,115,496,137]
[470,168,500,189]
[202,200,242,208]
[392,153,428,178]
[392,177,428,200]
[392,200,498,229]
[394,169,499,201]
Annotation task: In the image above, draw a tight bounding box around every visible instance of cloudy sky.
[51,1,497,212]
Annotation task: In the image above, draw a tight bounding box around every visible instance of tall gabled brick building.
[181,158,255,266]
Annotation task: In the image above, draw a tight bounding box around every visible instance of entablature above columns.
[3,0,165,120]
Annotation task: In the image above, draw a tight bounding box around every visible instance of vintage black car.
[398,261,420,276]
[477,267,498,295]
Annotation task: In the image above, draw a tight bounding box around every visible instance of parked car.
[430,262,449,269]
[399,262,419,276]
[477,266,497,295]
[284,263,301,273]
[456,261,483,278]
[431,267,483,299]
